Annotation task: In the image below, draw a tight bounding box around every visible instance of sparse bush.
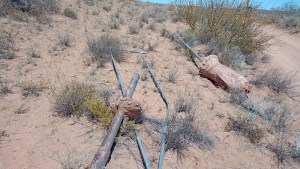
[291,134,300,162]
[273,107,291,133]
[174,90,196,116]
[140,13,149,23]
[52,81,95,116]
[271,140,290,165]
[251,67,296,95]
[166,112,215,157]
[103,5,111,12]
[226,116,264,144]
[229,89,271,120]
[0,0,60,17]
[154,12,166,23]
[28,45,41,58]
[0,28,16,60]
[14,102,28,114]
[176,0,272,55]
[58,31,74,47]
[98,86,114,106]
[128,22,140,35]
[0,80,12,95]
[140,70,148,81]
[147,38,159,51]
[167,68,178,83]
[147,22,156,31]
[109,18,120,30]
[64,8,77,19]
[58,149,83,169]
[85,97,112,129]
[83,0,94,6]
[87,34,123,67]
[21,82,43,97]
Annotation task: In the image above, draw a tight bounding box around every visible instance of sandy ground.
[265,26,300,91]
[0,1,299,169]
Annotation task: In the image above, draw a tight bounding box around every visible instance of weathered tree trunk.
[89,112,124,169]
[89,73,140,169]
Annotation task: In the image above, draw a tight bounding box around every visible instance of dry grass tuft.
[52,81,95,116]
[166,112,215,157]
[87,34,123,67]
[226,116,264,144]
[251,67,297,95]
[21,82,43,97]
[64,8,77,19]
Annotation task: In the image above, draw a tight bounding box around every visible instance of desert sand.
[1,1,299,169]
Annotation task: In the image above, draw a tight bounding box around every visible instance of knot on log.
[110,97,142,120]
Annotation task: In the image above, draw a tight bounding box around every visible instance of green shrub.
[85,97,112,129]
[176,0,272,55]
[64,8,77,19]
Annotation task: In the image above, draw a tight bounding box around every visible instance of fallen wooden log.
[199,55,252,92]
[89,72,141,169]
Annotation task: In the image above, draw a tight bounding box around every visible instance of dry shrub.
[64,7,77,19]
[0,80,12,95]
[176,0,272,55]
[52,81,95,116]
[0,28,16,59]
[58,30,74,47]
[166,112,215,157]
[128,22,140,35]
[87,34,123,67]
[251,67,297,95]
[174,90,196,118]
[21,81,43,97]
[167,68,178,83]
[0,0,60,17]
[226,116,264,144]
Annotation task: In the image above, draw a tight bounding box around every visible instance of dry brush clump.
[251,67,297,96]
[0,0,60,20]
[52,81,95,116]
[52,81,114,128]
[226,116,264,144]
[0,80,12,96]
[21,81,43,97]
[166,112,215,157]
[87,34,123,67]
[175,0,272,67]
[64,7,77,19]
[0,28,17,60]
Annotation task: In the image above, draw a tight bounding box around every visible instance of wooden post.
[89,72,140,169]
